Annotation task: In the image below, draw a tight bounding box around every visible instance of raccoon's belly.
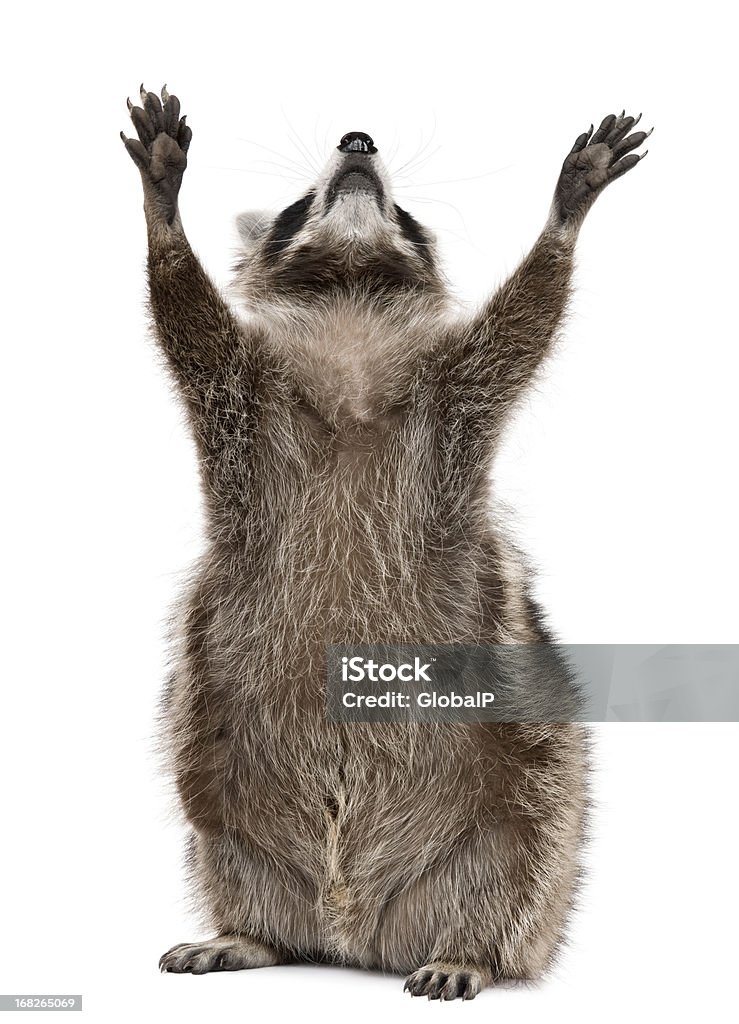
[167,503,535,843]
[168,551,477,845]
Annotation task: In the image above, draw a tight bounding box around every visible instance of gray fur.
[122,90,650,999]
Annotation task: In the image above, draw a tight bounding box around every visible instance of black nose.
[338,131,377,155]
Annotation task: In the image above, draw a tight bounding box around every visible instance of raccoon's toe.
[159,935,280,975]
[403,962,486,1000]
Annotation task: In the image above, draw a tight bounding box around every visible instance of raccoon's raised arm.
[121,86,279,498]
[418,113,650,463]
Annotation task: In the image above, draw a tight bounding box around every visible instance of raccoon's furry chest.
[257,292,444,424]
[210,439,494,681]
[221,323,487,643]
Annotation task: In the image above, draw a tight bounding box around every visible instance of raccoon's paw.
[551,111,652,233]
[403,962,488,1000]
[158,934,280,975]
[120,84,192,226]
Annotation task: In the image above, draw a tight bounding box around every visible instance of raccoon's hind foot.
[403,962,491,1001]
[159,934,281,975]
[551,111,652,233]
[121,84,192,226]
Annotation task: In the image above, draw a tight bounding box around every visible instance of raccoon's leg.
[395,831,577,999]
[415,112,650,474]
[120,86,280,520]
[159,935,280,975]
[121,86,225,386]
[159,828,327,975]
[392,818,582,999]
[372,725,588,999]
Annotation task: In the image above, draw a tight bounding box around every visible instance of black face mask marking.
[264,192,316,259]
[255,177,438,294]
[394,205,434,265]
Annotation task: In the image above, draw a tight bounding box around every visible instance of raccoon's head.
[234,132,444,302]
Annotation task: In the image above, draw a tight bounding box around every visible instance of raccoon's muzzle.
[327,151,384,207]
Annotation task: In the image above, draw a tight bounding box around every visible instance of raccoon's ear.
[235,210,274,248]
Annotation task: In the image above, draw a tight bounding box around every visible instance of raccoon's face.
[235,132,442,296]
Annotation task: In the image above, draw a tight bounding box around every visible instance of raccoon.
[121,87,650,999]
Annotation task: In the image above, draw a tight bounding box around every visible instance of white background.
[1,1,737,1021]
